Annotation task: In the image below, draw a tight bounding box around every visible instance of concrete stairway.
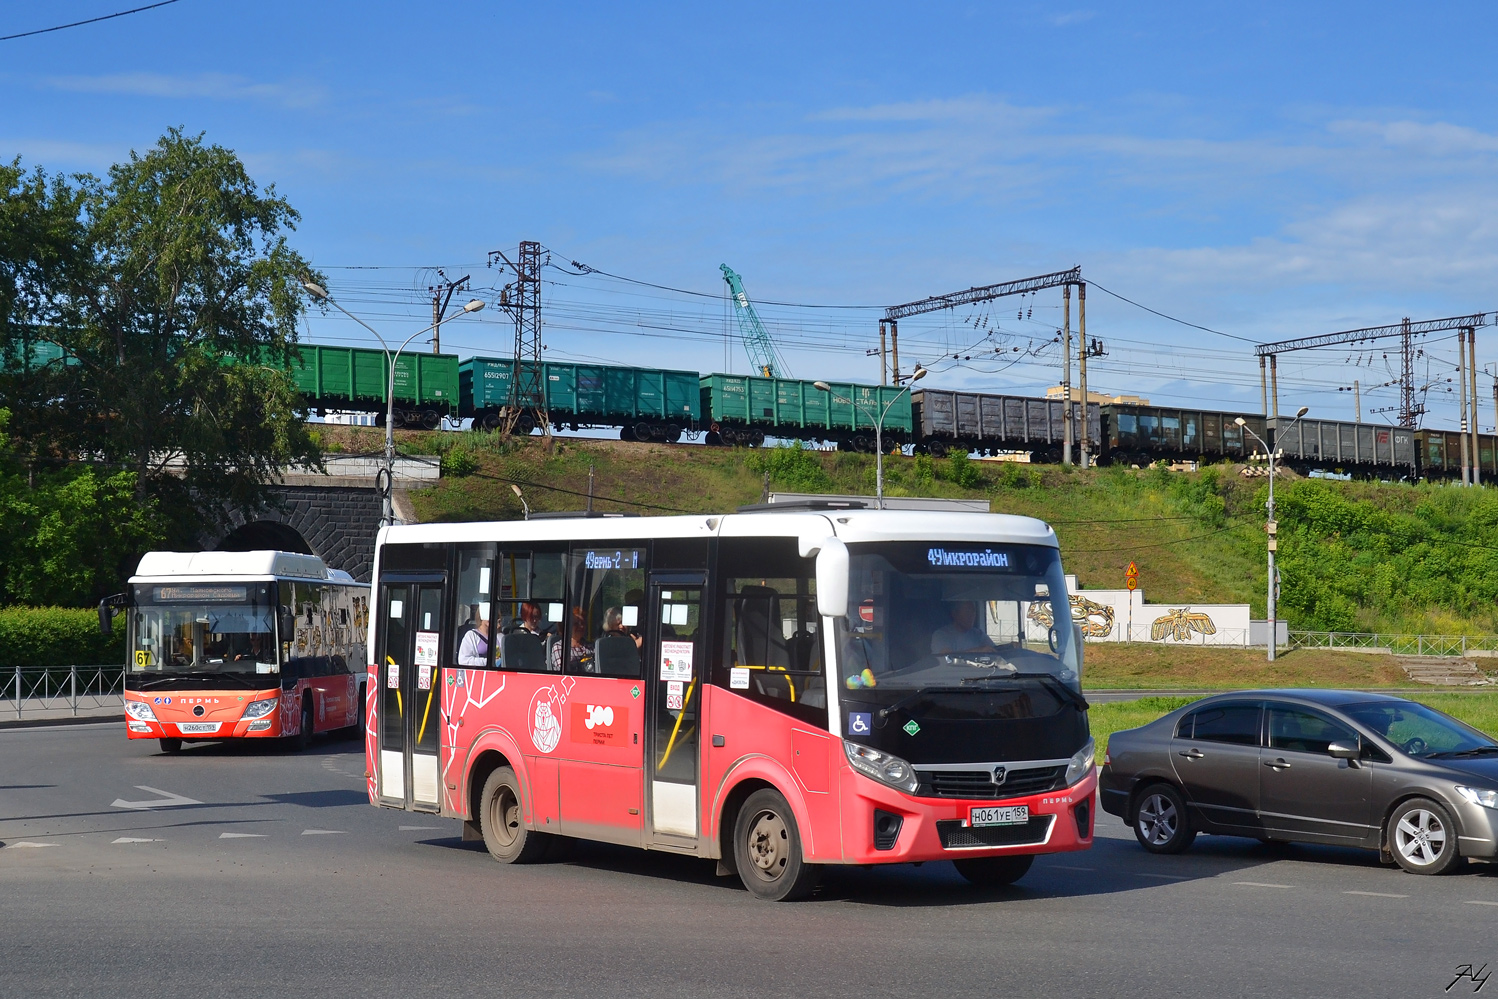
[1394,655,1493,685]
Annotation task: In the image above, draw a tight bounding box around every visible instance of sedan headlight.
[242,697,279,720]
[844,741,920,794]
[1065,738,1097,786]
[125,701,156,722]
[1456,785,1498,810]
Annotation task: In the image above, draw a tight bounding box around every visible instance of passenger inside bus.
[457,605,491,666]
[594,606,641,676]
[568,608,594,672]
[930,600,999,656]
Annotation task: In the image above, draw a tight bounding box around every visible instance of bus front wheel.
[158,738,182,755]
[480,766,551,864]
[954,854,1033,886]
[733,788,821,901]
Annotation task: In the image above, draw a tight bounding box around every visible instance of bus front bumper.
[124,693,284,740]
[837,765,1097,865]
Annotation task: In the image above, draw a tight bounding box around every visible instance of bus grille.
[918,766,1064,800]
[937,815,1054,850]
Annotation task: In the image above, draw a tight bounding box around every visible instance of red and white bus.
[366,502,1095,899]
[117,551,370,752]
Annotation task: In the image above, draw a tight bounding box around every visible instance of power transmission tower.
[487,240,548,435]
[428,269,470,355]
[1398,317,1421,429]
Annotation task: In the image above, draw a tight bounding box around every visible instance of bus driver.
[931,600,998,656]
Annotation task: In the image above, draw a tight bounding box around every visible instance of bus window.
[454,546,497,668]
[495,551,567,673]
[717,538,827,727]
[568,546,646,677]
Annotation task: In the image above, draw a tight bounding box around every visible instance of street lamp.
[301,280,484,527]
[1236,405,1308,662]
[510,483,529,520]
[815,365,926,509]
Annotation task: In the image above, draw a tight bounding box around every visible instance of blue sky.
[6,1,1498,428]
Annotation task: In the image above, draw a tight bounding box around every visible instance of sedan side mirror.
[1327,739,1360,760]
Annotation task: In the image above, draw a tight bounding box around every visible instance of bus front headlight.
[844,741,920,794]
[125,701,157,722]
[1065,739,1096,786]
[242,698,279,720]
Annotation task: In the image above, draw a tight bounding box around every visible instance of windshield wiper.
[132,671,265,690]
[1429,745,1498,759]
[875,686,967,723]
[1010,672,1090,712]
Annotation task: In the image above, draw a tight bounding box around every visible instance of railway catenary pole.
[1470,327,1481,486]
[428,272,470,356]
[1269,355,1279,419]
[1460,331,1471,485]
[879,321,888,385]
[1078,282,1089,469]
[1062,285,1073,466]
[891,320,900,386]
[300,280,483,527]
[1237,407,1307,663]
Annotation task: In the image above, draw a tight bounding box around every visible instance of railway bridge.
[206,455,439,582]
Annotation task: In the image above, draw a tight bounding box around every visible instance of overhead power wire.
[1089,281,1260,345]
[1,0,182,41]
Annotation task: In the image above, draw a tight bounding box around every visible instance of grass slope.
[315,425,1498,636]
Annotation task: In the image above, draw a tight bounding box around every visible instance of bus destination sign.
[926,547,1011,569]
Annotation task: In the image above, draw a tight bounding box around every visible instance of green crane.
[720,263,784,377]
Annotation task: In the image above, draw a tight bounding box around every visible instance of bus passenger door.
[377,578,445,811]
[645,575,705,849]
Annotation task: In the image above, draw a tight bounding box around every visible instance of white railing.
[2,665,123,720]
[1288,632,1498,656]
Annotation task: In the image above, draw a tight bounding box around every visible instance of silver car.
[1098,689,1498,874]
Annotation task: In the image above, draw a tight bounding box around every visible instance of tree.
[9,129,322,532]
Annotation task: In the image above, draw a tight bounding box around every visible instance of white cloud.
[43,72,328,109]
[1050,10,1095,26]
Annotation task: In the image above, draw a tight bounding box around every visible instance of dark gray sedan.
[1099,689,1498,874]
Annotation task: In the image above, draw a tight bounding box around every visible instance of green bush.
[745,443,833,493]
[0,606,125,668]
[441,447,479,477]
[943,450,983,489]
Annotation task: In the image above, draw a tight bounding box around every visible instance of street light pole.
[301,281,483,527]
[815,366,925,509]
[1237,407,1307,662]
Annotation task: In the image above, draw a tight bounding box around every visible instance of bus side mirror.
[98,593,127,635]
[814,538,849,619]
[1072,622,1085,683]
[279,609,297,643]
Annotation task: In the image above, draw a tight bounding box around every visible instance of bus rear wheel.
[294,696,314,751]
[733,788,820,901]
[954,854,1034,886]
[480,766,551,864]
[158,737,182,755]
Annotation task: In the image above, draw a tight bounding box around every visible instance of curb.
[0,714,123,731]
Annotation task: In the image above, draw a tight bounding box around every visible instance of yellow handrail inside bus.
[657,678,697,770]
[416,689,435,744]
[737,663,796,702]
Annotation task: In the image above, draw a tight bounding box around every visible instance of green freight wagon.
[460,358,700,440]
[699,373,914,450]
[287,344,460,428]
[1417,428,1498,480]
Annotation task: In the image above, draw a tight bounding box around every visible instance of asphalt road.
[3,724,1497,999]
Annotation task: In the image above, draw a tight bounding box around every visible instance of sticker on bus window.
[387,663,399,688]
[417,664,432,690]
[660,641,693,681]
[730,667,750,690]
[666,680,684,711]
[414,631,439,667]
[622,605,639,627]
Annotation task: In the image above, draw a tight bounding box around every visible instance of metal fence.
[1288,632,1498,657]
[2,665,123,720]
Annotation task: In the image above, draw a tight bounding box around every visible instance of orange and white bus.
[118,551,369,752]
[366,501,1096,899]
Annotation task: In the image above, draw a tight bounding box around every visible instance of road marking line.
[399,825,440,831]
[1234,881,1294,888]
[218,832,266,839]
[1464,900,1498,907]
[111,837,162,844]
[1133,872,1190,880]
[112,786,202,810]
[301,829,346,835]
[1344,891,1407,898]
[4,841,58,848]
[1048,865,1096,872]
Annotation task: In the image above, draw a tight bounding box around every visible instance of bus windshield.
[130,582,279,677]
[836,541,1079,692]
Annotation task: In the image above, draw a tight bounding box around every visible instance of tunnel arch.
[216,520,314,555]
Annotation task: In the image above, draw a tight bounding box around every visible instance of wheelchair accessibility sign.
[848,712,872,736]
